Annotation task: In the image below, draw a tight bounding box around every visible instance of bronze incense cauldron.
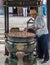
[5,30,37,65]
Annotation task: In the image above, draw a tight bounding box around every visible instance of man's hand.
[24,27,31,31]
[34,26,40,31]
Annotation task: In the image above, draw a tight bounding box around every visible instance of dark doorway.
[13,7,17,16]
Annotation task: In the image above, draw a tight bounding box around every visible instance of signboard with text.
[3,0,37,6]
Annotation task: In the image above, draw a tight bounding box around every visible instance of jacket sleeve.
[36,16,45,29]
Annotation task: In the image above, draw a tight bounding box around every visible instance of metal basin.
[5,31,36,53]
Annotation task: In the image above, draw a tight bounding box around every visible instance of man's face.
[30,14,36,18]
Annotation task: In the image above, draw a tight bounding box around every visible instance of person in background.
[23,7,27,17]
[25,8,49,63]
[17,7,23,16]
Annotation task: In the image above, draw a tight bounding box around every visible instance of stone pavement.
[0,44,50,65]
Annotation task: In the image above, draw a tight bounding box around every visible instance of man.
[25,9,49,63]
